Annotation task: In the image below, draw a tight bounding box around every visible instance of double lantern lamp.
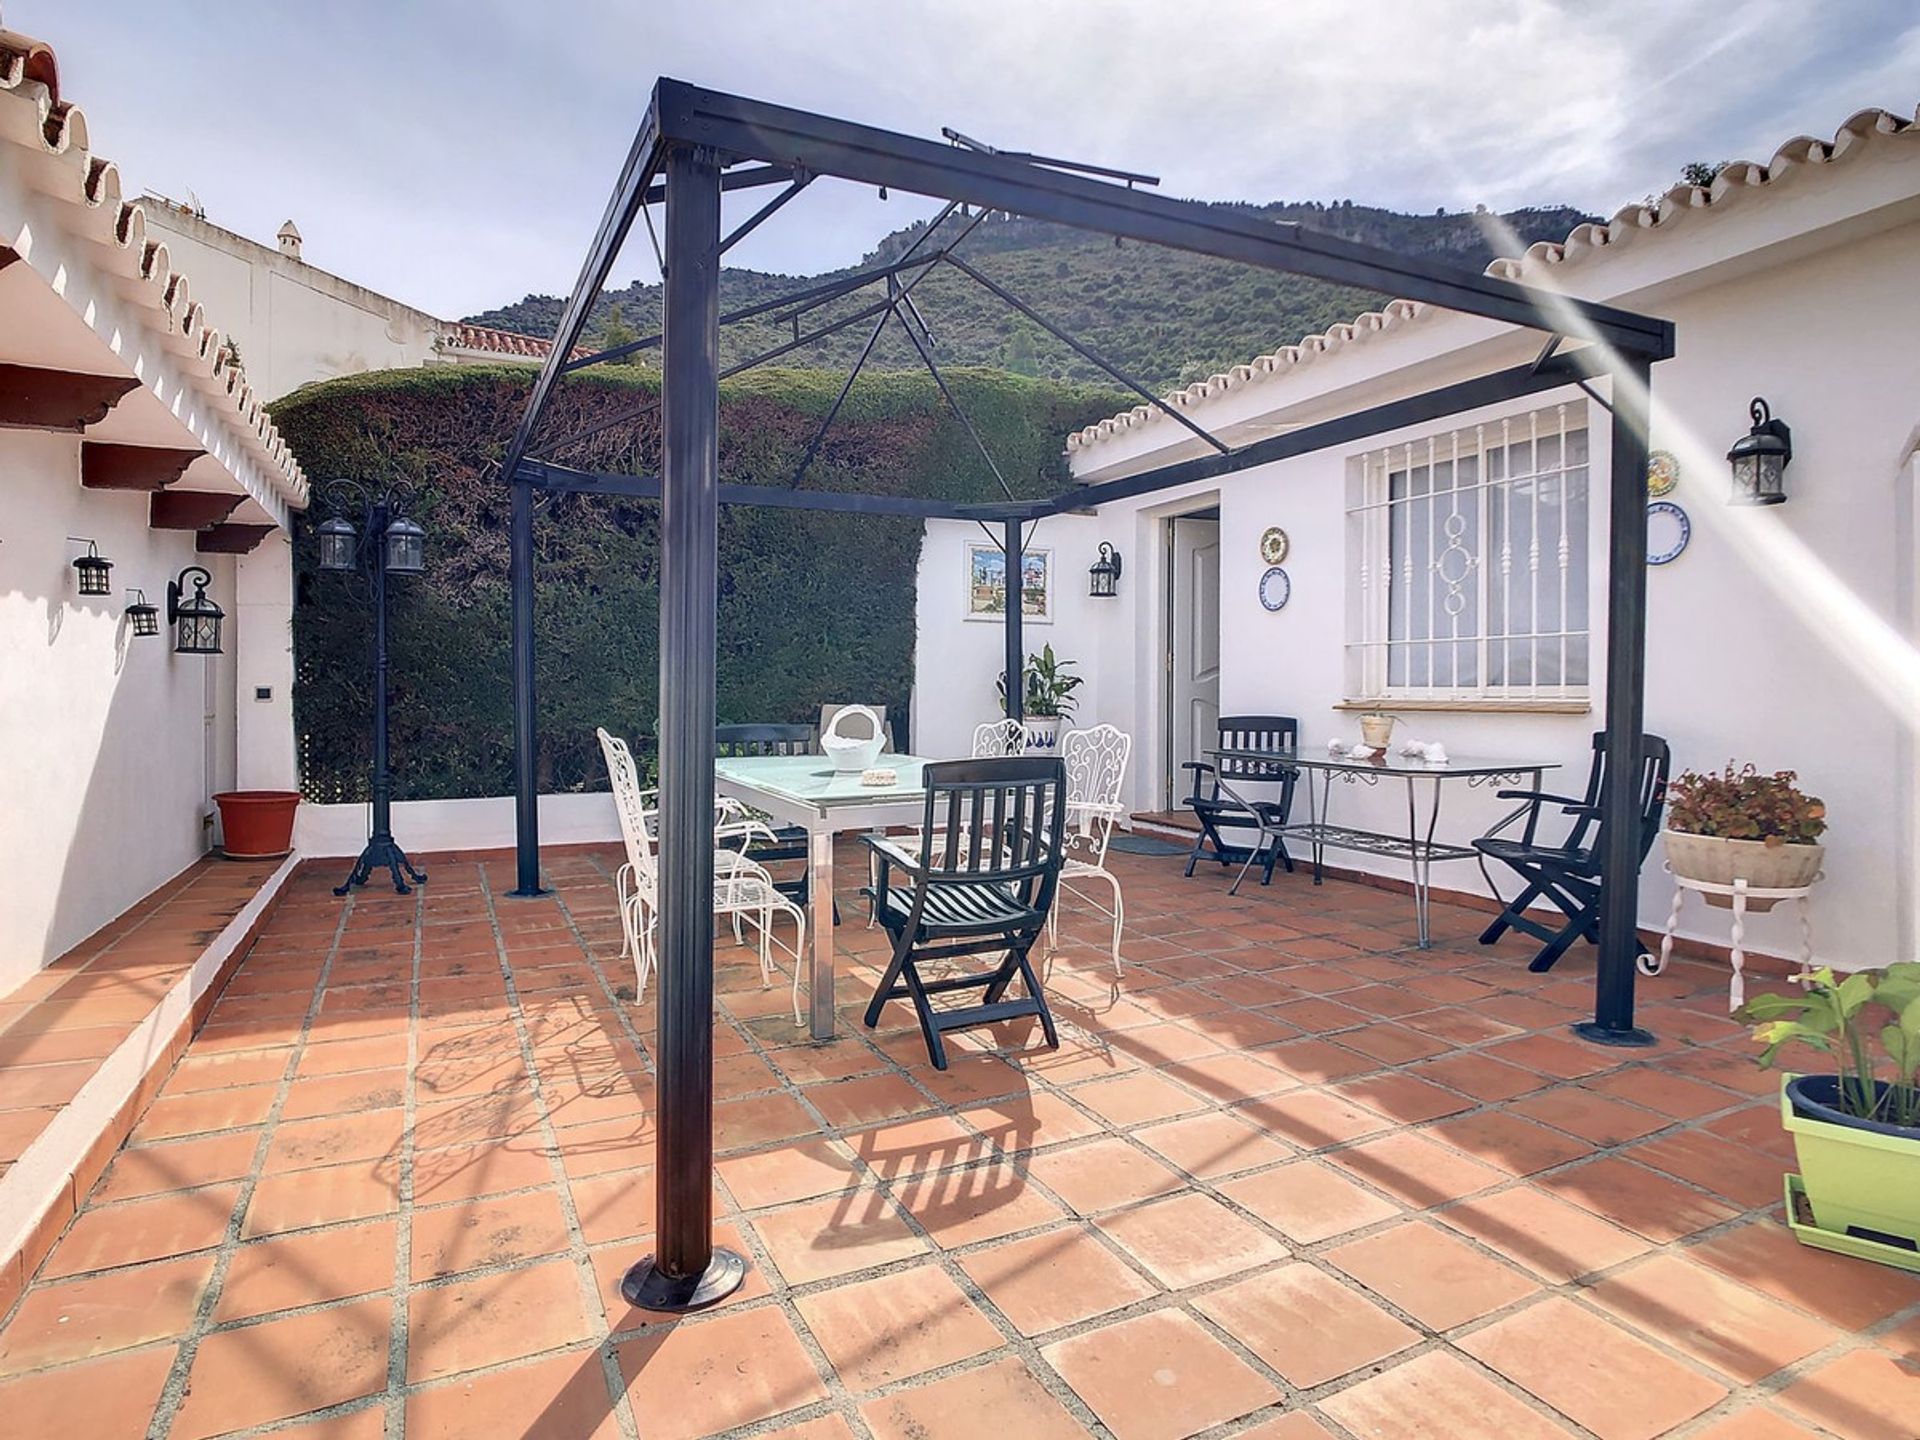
[318,512,425,574]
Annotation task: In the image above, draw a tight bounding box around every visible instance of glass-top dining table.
[713,753,935,1040]
[1209,747,1560,948]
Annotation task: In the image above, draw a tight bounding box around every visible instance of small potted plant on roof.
[1739,965,1920,1269]
[997,643,1083,750]
[1663,763,1825,910]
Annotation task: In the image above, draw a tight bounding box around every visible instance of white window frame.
[1346,402,1590,703]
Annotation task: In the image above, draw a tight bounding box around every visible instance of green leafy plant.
[996,643,1083,720]
[1740,965,1920,1126]
[1666,763,1826,844]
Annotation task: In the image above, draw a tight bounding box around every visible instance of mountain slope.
[465,200,1595,394]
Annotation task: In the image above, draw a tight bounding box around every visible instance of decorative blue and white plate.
[1258,565,1291,611]
[1647,501,1690,565]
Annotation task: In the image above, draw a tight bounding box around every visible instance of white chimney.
[276,220,303,260]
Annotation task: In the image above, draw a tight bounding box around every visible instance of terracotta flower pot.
[213,790,300,860]
[1663,829,1823,911]
[1359,714,1396,748]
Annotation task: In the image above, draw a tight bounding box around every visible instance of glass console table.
[1209,748,1559,947]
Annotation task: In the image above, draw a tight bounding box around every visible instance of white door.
[1168,516,1221,805]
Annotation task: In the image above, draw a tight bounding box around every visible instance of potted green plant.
[996,643,1083,750]
[1663,763,1825,910]
[1740,966,1920,1265]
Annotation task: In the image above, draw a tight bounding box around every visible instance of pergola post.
[1003,518,1025,727]
[621,141,746,1310]
[508,481,543,895]
[1579,357,1658,1047]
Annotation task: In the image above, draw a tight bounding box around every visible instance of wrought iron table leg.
[1406,776,1443,949]
[807,825,836,1041]
[1309,769,1327,885]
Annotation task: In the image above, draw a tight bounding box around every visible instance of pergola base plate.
[1571,1020,1659,1048]
[620,1247,747,1312]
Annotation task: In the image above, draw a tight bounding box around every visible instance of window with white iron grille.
[1346,404,1590,701]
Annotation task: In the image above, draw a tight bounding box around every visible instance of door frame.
[1158,500,1223,809]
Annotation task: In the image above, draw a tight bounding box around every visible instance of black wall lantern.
[69,538,113,596]
[1088,541,1123,598]
[1727,397,1792,506]
[317,515,359,572]
[167,565,224,654]
[125,589,160,638]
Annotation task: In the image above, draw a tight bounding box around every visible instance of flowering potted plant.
[996,643,1083,750]
[1740,965,1920,1265]
[1663,763,1825,910]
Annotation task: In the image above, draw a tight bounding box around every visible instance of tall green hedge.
[272,363,1123,802]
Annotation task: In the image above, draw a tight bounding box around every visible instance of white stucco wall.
[910,514,1111,757]
[0,431,238,990]
[143,208,445,404]
[912,186,1920,971]
[235,535,298,791]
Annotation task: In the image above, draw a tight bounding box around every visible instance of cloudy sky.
[14,1,1917,319]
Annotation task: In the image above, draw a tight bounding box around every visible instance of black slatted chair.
[861,757,1068,1070]
[716,723,836,921]
[1474,731,1671,973]
[1181,715,1301,887]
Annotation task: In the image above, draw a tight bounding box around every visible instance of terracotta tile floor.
[0,844,1915,1439]
[0,857,283,1181]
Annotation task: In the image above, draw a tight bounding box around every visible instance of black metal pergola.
[497,79,1675,1309]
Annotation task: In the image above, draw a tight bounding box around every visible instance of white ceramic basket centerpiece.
[822,703,886,774]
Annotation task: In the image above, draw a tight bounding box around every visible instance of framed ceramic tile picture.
[966,541,1053,622]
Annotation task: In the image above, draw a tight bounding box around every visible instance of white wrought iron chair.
[1050,724,1131,975]
[597,728,808,1019]
[972,718,1031,758]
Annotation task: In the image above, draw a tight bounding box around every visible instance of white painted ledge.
[0,853,300,1274]
[292,793,619,858]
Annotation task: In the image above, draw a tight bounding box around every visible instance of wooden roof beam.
[195,523,277,555]
[0,362,140,432]
[149,490,243,530]
[81,441,202,492]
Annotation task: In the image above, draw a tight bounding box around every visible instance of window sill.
[1337,698,1592,715]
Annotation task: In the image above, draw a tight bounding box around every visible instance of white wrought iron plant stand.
[1638,861,1820,1012]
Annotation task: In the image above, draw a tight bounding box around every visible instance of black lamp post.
[1088,541,1122,598]
[317,480,429,897]
[1727,397,1792,505]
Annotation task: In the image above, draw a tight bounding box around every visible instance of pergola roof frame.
[495,77,1671,1312]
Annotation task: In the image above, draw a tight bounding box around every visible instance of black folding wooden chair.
[1474,731,1671,972]
[716,723,835,921]
[1180,715,1301,888]
[860,757,1068,1070]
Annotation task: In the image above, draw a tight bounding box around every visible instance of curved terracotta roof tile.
[0,16,307,506]
[440,321,589,362]
[1071,104,1918,455]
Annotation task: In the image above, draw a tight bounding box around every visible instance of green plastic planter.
[1782,1075,1920,1257]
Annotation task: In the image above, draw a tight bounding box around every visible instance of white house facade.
[0,27,312,989]
[914,105,1920,973]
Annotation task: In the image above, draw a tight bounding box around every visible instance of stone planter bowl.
[1664,830,1824,911]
